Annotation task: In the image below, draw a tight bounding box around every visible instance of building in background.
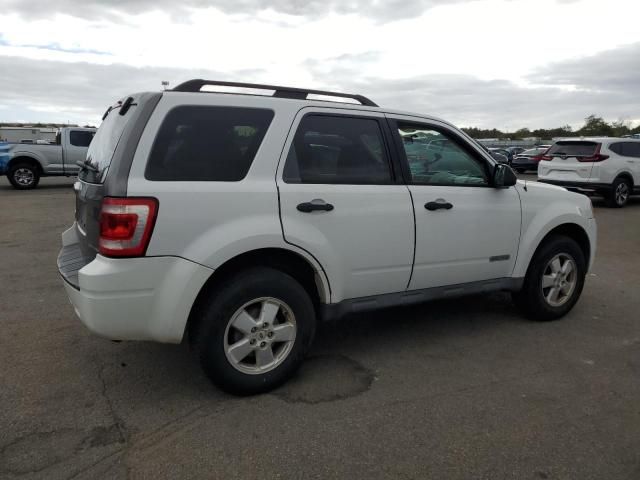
[0,127,57,143]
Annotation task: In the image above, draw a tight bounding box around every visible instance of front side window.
[283,115,391,184]
[398,124,488,186]
[69,130,95,147]
[146,106,274,181]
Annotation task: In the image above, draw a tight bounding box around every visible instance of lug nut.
[262,322,269,328]
[251,327,257,333]
[260,342,266,348]
[250,339,256,345]
[267,331,274,338]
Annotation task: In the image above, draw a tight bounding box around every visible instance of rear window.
[548,141,598,157]
[145,106,274,181]
[80,105,137,184]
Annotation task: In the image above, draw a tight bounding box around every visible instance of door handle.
[297,200,334,213]
[425,200,453,211]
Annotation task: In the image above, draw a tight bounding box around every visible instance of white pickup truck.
[1,127,96,189]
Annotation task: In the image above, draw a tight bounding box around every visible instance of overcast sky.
[0,0,639,129]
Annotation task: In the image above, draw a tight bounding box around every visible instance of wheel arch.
[186,247,329,344]
[8,155,44,174]
[518,222,591,280]
[614,171,634,187]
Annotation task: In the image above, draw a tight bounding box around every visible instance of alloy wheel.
[541,253,577,307]
[223,297,297,375]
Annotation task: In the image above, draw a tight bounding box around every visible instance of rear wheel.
[513,235,586,321]
[194,267,316,395]
[8,162,40,190]
[606,177,631,208]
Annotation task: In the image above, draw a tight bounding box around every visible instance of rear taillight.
[99,197,158,257]
[540,154,553,161]
[578,143,608,162]
[531,155,544,163]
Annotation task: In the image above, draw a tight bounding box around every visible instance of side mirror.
[493,163,517,188]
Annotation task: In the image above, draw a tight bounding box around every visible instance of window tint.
[398,124,488,186]
[548,141,598,157]
[283,115,391,184]
[610,142,640,158]
[70,130,95,147]
[146,106,274,181]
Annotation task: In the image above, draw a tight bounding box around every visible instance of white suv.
[58,80,596,395]
[538,138,640,207]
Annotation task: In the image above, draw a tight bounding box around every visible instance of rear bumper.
[58,225,213,343]
[538,179,612,193]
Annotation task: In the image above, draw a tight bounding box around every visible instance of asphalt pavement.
[1,175,639,479]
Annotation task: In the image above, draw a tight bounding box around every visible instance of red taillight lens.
[540,154,553,161]
[578,153,609,162]
[99,197,158,257]
[532,155,543,163]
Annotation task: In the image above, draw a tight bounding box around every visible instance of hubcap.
[541,253,577,307]
[615,182,629,205]
[14,168,34,186]
[224,297,297,375]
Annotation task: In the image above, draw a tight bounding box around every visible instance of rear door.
[538,141,600,182]
[277,109,414,302]
[388,116,521,290]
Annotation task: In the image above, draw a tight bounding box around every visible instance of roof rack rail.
[172,79,378,107]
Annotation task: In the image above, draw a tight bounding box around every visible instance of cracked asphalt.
[1,175,639,479]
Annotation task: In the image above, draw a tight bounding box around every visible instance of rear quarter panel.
[125,93,331,302]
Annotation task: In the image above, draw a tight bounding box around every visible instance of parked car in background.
[538,138,640,207]
[506,146,526,157]
[58,79,596,395]
[490,148,513,164]
[479,144,508,164]
[511,147,550,173]
[1,127,96,189]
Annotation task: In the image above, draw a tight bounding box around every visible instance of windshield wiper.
[76,160,98,172]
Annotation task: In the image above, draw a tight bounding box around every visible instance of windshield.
[547,141,598,157]
[79,104,136,184]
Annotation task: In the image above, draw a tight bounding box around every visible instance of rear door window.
[283,114,392,184]
[146,106,274,181]
[548,141,598,157]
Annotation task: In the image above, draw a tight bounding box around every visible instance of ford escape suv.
[58,80,596,395]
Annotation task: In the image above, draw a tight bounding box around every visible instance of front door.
[277,109,414,302]
[389,116,522,290]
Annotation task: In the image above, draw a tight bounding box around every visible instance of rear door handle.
[297,199,334,213]
[425,200,453,211]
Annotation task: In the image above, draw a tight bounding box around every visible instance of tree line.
[462,115,640,140]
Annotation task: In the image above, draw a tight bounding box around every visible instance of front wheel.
[8,162,40,190]
[513,235,586,321]
[194,267,316,395]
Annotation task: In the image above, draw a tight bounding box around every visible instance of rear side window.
[609,142,640,158]
[283,115,392,184]
[548,141,598,157]
[146,106,274,181]
[69,130,95,147]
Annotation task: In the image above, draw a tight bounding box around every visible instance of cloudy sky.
[0,0,639,129]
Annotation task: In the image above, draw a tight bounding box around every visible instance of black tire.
[194,267,316,395]
[7,162,40,190]
[512,235,586,321]
[606,177,632,208]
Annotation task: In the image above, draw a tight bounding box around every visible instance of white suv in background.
[538,138,640,207]
[58,80,596,395]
